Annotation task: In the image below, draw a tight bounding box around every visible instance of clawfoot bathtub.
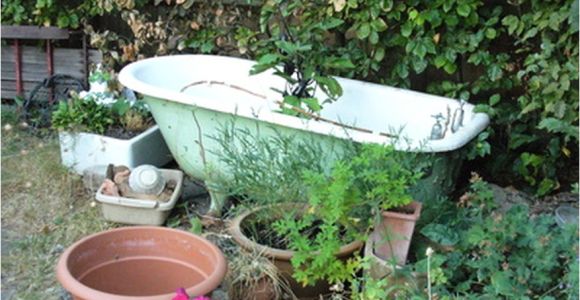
[119,55,489,216]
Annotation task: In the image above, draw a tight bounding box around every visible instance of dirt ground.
[1,118,577,300]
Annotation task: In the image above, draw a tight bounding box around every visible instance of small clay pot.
[56,226,227,300]
[373,201,422,265]
[364,232,426,295]
[228,204,363,299]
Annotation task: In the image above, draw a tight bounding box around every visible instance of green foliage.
[273,162,364,286]
[246,0,578,195]
[251,0,354,115]
[185,28,223,54]
[271,142,423,287]
[352,143,423,211]
[51,93,151,135]
[189,216,203,235]
[51,96,114,134]
[1,0,103,28]
[348,257,425,300]
[211,124,353,207]
[4,0,577,196]
[88,69,112,84]
[419,178,579,299]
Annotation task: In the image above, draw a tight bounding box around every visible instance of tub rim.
[118,54,490,153]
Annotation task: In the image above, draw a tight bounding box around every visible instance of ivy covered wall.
[2,0,578,196]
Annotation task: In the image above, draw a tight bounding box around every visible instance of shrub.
[419,177,579,299]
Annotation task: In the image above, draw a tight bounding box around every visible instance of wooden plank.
[1,25,69,40]
[2,80,37,99]
[2,47,102,81]
[1,46,102,100]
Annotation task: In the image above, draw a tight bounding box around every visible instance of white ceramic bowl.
[129,165,166,195]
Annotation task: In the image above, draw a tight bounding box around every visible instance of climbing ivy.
[244,0,579,195]
[3,0,576,195]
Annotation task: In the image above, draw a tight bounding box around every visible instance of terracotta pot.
[56,226,227,300]
[373,201,422,265]
[228,205,363,300]
[230,277,277,300]
[364,232,426,295]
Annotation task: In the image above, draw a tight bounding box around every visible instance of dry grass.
[1,120,115,299]
[226,247,294,300]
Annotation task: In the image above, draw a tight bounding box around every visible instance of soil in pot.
[104,122,153,140]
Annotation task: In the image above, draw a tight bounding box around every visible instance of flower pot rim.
[364,232,427,278]
[60,124,159,142]
[56,226,227,300]
[228,204,363,260]
[381,201,422,221]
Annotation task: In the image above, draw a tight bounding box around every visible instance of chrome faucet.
[450,99,466,133]
[430,113,446,140]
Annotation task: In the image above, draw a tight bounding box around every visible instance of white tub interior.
[119,55,489,152]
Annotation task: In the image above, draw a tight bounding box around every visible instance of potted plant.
[215,126,362,298]
[51,68,172,174]
[350,143,425,266]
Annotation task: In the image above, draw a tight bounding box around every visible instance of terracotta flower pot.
[373,201,422,265]
[364,232,426,296]
[56,226,227,300]
[228,205,363,300]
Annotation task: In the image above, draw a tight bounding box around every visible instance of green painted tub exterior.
[120,55,489,215]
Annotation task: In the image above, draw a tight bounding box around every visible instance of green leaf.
[413,43,427,59]
[485,28,497,39]
[489,94,500,106]
[570,0,579,32]
[283,95,301,107]
[57,15,69,28]
[443,62,457,74]
[538,118,579,140]
[445,15,459,27]
[371,18,388,32]
[374,47,385,62]
[491,271,515,296]
[315,76,343,98]
[443,0,453,12]
[251,57,278,75]
[421,223,459,246]
[369,31,379,44]
[302,97,322,112]
[537,178,557,196]
[487,64,503,81]
[250,64,274,75]
[189,217,203,234]
[522,27,538,40]
[456,3,471,17]
[434,56,446,68]
[412,59,428,73]
[466,225,485,244]
[324,57,355,70]
[401,22,413,37]
[320,17,344,30]
[357,23,371,39]
[502,15,519,35]
[258,53,280,65]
